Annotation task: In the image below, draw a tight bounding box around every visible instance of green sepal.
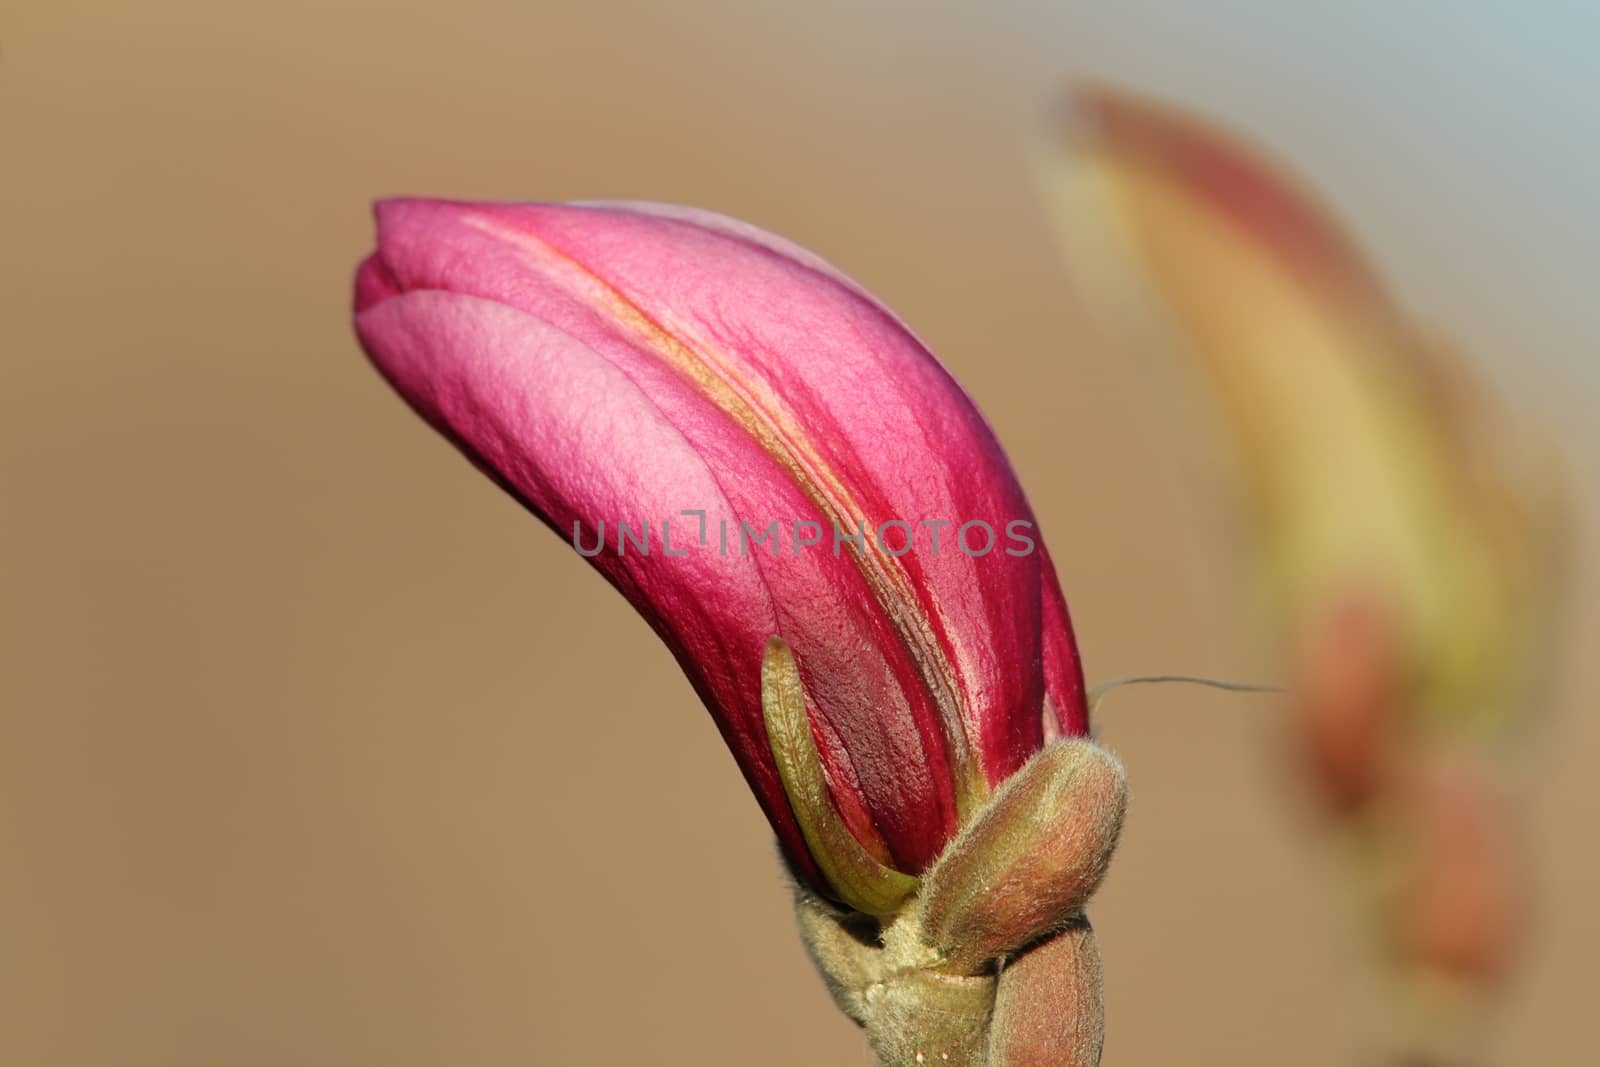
[762,636,920,917]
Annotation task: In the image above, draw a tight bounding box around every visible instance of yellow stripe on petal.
[762,637,920,917]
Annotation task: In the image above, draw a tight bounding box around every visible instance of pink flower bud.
[353,199,1089,902]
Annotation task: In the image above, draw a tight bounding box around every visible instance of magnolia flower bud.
[988,920,1104,1067]
[921,740,1126,975]
[354,198,1114,1065]
[354,197,1092,906]
[1041,87,1566,745]
[1042,84,1568,1062]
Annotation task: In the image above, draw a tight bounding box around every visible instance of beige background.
[4,3,1595,1065]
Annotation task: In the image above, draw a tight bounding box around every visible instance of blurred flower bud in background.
[1040,85,1570,1064]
